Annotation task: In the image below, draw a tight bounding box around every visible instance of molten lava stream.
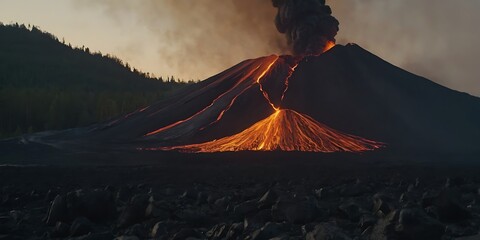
[323,41,336,53]
[201,56,280,130]
[144,55,279,137]
[157,109,383,153]
[280,63,299,103]
[144,48,384,153]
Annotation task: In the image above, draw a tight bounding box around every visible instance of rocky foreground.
[1,160,480,240]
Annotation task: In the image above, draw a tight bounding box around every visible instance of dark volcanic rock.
[234,199,258,218]
[370,208,445,240]
[114,235,140,240]
[206,223,228,239]
[170,228,202,240]
[272,197,318,224]
[51,221,70,238]
[305,223,352,240]
[225,222,244,239]
[124,224,148,239]
[181,189,199,200]
[150,221,168,238]
[285,200,318,224]
[338,201,363,222]
[250,222,287,240]
[213,196,230,213]
[145,201,169,220]
[370,210,399,240]
[396,208,445,240]
[117,194,150,228]
[74,189,116,222]
[339,182,370,197]
[359,214,377,231]
[258,190,278,209]
[455,234,480,240]
[116,186,133,203]
[176,207,210,226]
[372,193,395,216]
[422,189,471,222]
[70,217,93,237]
[46,194,68,225]
[5,163,480,240]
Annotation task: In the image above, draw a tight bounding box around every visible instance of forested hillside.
[0,23,189,138]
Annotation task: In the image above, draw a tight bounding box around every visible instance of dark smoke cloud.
[272,0,339,56]
[74,0,287,81]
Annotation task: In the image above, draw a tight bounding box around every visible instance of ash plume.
[73,0,288,81]
[272,0,340,56]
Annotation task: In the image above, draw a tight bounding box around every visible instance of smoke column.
[272,0,339,56]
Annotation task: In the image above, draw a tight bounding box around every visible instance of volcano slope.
[32,44,480,154]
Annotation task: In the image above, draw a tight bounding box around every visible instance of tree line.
[0,23,194,138]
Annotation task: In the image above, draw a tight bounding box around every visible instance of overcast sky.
[1,0,479,96]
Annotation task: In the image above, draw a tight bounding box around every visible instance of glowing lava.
[144,55,279,136]
[157,109,383,153]
[142,50,384,153]
[323,41,336,53]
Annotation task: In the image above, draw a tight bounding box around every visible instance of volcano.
[33,44,480,154]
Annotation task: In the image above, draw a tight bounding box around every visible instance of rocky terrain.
[1,151,480,240]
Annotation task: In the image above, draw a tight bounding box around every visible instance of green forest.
[0,23,191,138]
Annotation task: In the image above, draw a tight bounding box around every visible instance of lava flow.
[160,109,383,153]
[323,41,336,53]
[148,48,384,153]
[144,55,279,137]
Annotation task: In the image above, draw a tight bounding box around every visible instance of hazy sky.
[1,0,479,96]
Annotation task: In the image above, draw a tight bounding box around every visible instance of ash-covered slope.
[35,44,480,154]
[283,44,480,153]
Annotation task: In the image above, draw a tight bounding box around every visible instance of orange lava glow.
[257,57,281,110]
[280,63,299,103]
[142,52,385,153]
[323,41,336,53]
[202,56,280,130]
[144,56,279,136]
[156,109,383,153]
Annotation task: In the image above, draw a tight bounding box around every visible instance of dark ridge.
[0,23,188,138]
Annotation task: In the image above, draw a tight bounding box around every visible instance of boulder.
[206,223,228,240]
[258,190,278,209]
[51,221,70,238]
[80,190,116,222]
[117,194,150,228]
[170,228,201,240]
[70,217,93,237]
[234,199,258,218]
[338,202,362,222]
[46,195,68,225]
[305,223,352,240]
[150,221,168,238]
[225,222,244,239]
[422,189,471,222]
[395,208,445,240]
[250,222,286,240]
[124,224,148,239]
